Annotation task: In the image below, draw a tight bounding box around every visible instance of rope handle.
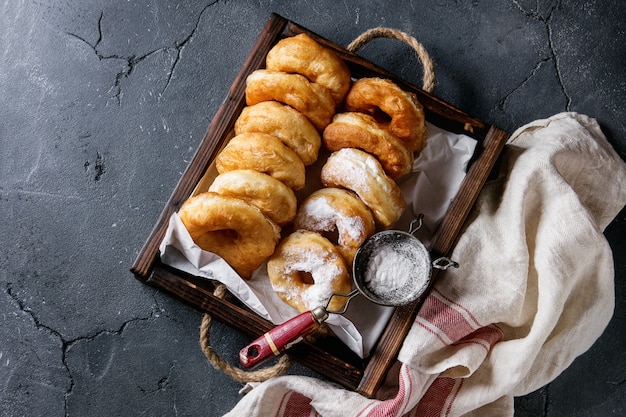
[199,284,292,383]
[346,27,436,93]
[199,29,435,383]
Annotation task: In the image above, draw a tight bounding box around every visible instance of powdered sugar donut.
[294,188,375,266]
[321,148,406,228]
[267,231,352,313]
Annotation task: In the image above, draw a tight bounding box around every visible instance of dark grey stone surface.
[0,0,624,416]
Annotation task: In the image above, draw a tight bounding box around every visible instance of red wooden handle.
[239,310,321,369]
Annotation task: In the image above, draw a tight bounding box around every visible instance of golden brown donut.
[320,148,406,228]
[215,132,306,190]
[245,69,335,131]
[267,231,352,313]
[345,77,428,153]
[323,112,413,180]
[208,169,297,226]
[234,101,321,166]
[266,33,351,104]
[294,188,376,266]
[178,192,281,280]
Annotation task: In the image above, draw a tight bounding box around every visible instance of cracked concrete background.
[0,0,624,416]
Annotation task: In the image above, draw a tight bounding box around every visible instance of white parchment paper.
[159,122,476,358]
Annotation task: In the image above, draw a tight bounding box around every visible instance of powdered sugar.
[280,248,342,310]
[299,197,365,244]
[362,239,430,305]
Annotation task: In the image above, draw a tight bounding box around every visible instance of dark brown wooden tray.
[131,13,509,398]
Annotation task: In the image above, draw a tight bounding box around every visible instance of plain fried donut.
[208,169,297,226]
[178,192,281,280]
[345,77,428,153]
[245,69,335,131]
[267,231,352,313]
[321,148,406,228]
[294,188,375,266]
[266,33,351,104]
[215,132,306,190]
[323,112,413,180]
[234,101,321,166]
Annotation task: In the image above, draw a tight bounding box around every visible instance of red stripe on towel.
[417,294,476,343]
[454,324,503,352]
[410,377,463,417]
[432,289,481,327]
[278,391,318,417]
[417,291,503,351]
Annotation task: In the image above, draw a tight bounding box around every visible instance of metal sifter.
[239,217,458,368]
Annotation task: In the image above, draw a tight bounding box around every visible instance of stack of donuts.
[177,33,428,315]
[178,33,350,280]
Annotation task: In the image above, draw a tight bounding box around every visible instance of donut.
[208,169,297,226]
[267,231,352,313]
[323,112,413,180]
[294,188,376,266]
[234,101,321,166]
[215,132,306,190]
[320,148,406,228]
[345,77,428,153]
[178,192,281,280]
[245,69,335,131]
[265,33,351,104]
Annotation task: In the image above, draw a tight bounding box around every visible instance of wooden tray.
[131,13,509,398]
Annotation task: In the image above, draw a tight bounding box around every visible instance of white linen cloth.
[223,113,626,417]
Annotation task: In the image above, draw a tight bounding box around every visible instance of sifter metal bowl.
[352,229,434,306]
[334,215,459,312]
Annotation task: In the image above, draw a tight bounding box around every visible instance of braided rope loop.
[347,27,435,93]
[199,284,292,383]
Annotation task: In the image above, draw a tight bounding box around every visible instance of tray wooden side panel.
[430,126,509,256]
